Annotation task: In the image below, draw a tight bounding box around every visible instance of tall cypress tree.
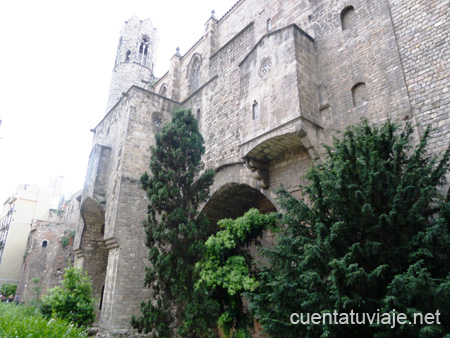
[250,120,450,337]
[131,108,216,337]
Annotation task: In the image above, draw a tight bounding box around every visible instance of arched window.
[42,240,48,248]
[352,82,368,107]
[267,19,272,32]
[252,100,259,120]
[188,54,202,94]
[341,6,356,31]
[139,36,149,66]
[125,50,131,62]
[159,85,168,97]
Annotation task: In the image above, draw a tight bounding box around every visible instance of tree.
[196,208,277,338]
[250,120,450,337]
[41,264,95,327]
[131,108,216,337]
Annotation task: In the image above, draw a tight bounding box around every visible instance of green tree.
[41,264,95,327]
[0,283,17,298]
[196,208,277,338]
[250,120,450,337]
[131,108,216,337]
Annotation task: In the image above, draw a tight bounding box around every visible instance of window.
[188,54,202,94]
[42,240,48,248]
[191,59,201,93]
[341,6,356,31]
[100,224,105,235]
[351,82,368,107]
[267,19,272,32]
[139,36,149,66]
[252,100,259,120]
[159,85,168,97]
[125,50,131,62]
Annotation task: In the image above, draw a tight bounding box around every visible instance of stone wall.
[17,220,75,302]
[388,0,449,155]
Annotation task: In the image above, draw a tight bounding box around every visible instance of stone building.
[72,0,449,333]
[16,190,82,301]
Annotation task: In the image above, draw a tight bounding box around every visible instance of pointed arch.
[187,53,202,94]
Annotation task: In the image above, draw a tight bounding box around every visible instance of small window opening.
[42,240,48,248]
[197,109,201,121]
[159,85,168,97]
[100,224,105,235]
[267,19,272,32]
[125,50,131,62]
[252,100,259,120]
[351,82,368,107]
[341,6,356,31]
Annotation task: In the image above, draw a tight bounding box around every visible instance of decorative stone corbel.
[245,157,269,189]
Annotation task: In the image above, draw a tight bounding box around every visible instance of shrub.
[0,283,17,298]
[0,302,86,337]
[41,264,95,327]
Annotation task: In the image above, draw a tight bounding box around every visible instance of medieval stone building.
[72,0,449,333]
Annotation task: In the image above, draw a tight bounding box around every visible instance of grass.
[0,302,87,338]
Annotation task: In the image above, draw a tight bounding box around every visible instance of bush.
[0,283,17,298]
[0,302,86,337]
[250,120,450,337]
[41,265,95,327]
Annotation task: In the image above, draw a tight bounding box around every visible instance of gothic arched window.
[139,36,149,66]
[188,54,202,94]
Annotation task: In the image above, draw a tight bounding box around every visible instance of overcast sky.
[0,0,238,204]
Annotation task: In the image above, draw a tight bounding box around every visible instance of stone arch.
[341,5,356,31]
[186,53,202,94]
[202,182,277,231]
[79,197,108,316]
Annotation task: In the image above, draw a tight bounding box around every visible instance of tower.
[106,16,158,113]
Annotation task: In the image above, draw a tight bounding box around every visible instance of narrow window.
[341,6,356,31]
[42,240,48,248]
[139,37,149,66]
[100,224,105,235]
[267,19,272,32]
[352,82,368,107]
[191,59,201,93]
[197,109,201,121]
[125,50,131,62]
[252,100,259,120]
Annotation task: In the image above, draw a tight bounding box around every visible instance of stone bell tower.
[106,16,158,113]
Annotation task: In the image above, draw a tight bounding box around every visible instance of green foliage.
[131,108,216,337]
[196,208,277,337]
[0,302,87,337]
[60,237,70,248]
[250,120,450,337]
[0,283,17,297]
[41,265,95,327]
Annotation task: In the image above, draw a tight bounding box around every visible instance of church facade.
[72,0,449,332]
